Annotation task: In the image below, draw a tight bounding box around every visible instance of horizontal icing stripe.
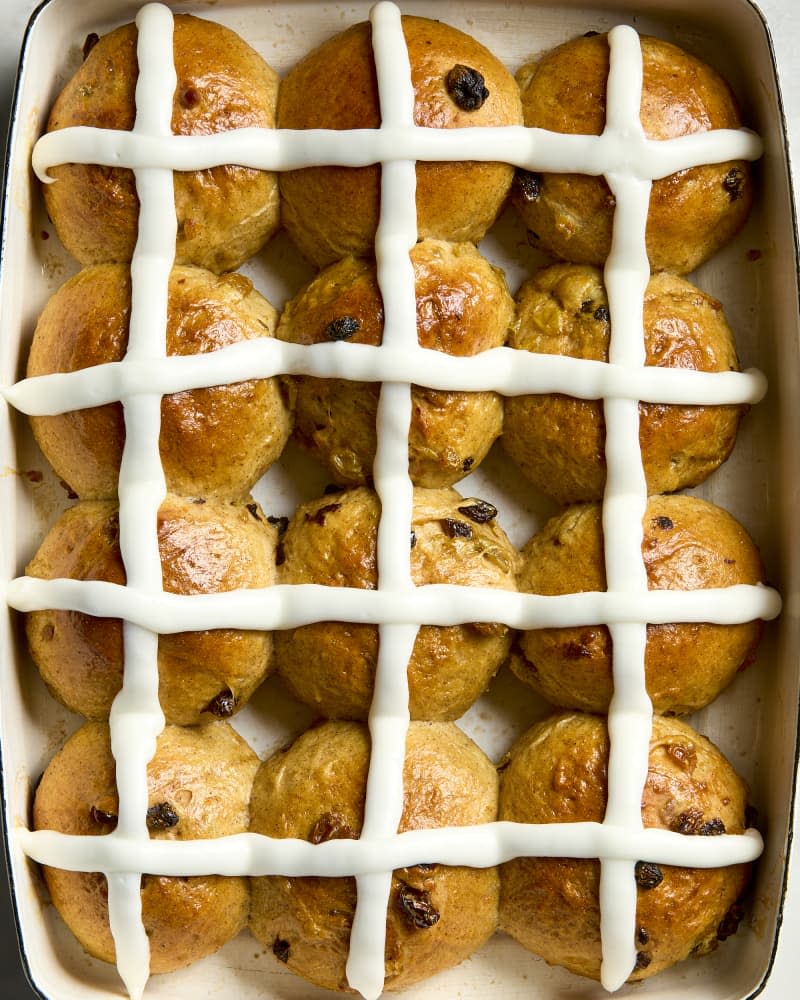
[33,123,763,181]
[18,821,764,878]
[3,345,769,413]
[5,577,782,631]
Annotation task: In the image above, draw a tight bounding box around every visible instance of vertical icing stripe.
[599,858,640,990]
[599,27,655,992]
[371,0,415,126]
[103,3,177,996]
[604,24,646,141]
[347,870,396,1000]
[106,871,150,1000]
[347,4,419,997]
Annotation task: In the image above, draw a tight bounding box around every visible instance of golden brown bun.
[33,720,259,973]
[499,712,751,981]
[512,495,764,714]
[278,16,523,267]
[502,264,744,503]
[43,15,280,273]
[249,719,499,991]
[27,264,292,500]
[512,34,753,273]
[277,239,513,486]
[273,486,519,720]
[25,494,277,725]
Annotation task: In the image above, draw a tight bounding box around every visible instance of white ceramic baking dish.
[1,0,798,998]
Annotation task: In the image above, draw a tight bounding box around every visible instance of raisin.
[309,812,356,844]
[396,883,440,929]
[146,802,179,831]
[246,502,262,522]
[410,530,417,549]
[462,456,475,472]
[457,500,498,524]
[179,86,201,109]
[273,937,291,963]
[89,806,118,830]
[442,518,472,539]
[83,33,100,60]
[515,170,541,202]
[563,641,592,660]
[326,316,360,341]
[304,502,342,527]
[723,167,746,201]
[580,299,594,314]
[652,515,674,530]
[699,818,726,836]
[637,926,650,945]
[267,515,289,536]
[665,742,696,769]
[634,951,652,971]
[204,688,236,719]
[634,861,663,890]
[593,305,610,323]
[275,542,286,567]
[671,809,704,835]
[103,513,120,546]
[717,901,745,940]
[445,64,489,111]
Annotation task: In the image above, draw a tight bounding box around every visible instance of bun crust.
[512,495,764,714]
[33,721,259,973]
[25,494,277,724]
[499,713,751,981]
[502,264,744,503]
[43,15,280,273]
[249,719,499,991]
[27,264,292,500]
[512,33,753,273]
[277,16,523,266]
[278,239,513,486]
[273,485,519,721]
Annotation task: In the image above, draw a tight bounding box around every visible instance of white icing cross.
[3,2,777,998]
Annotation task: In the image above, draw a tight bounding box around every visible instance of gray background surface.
[1,1,799,999]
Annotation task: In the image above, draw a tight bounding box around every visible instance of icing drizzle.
[3,2,777,997]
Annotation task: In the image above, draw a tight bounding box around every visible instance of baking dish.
[0,0,798,998]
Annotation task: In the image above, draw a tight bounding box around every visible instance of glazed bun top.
[277,239,513,487]
[502,263,745,503]
[512,32,753,273]
[26,263,292,501]
[499,712,751,982]
[34,720,260,842]
[278,15,523,266]
[42,14,280,273]
[512,494,765,715]
[249,719,499,992]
